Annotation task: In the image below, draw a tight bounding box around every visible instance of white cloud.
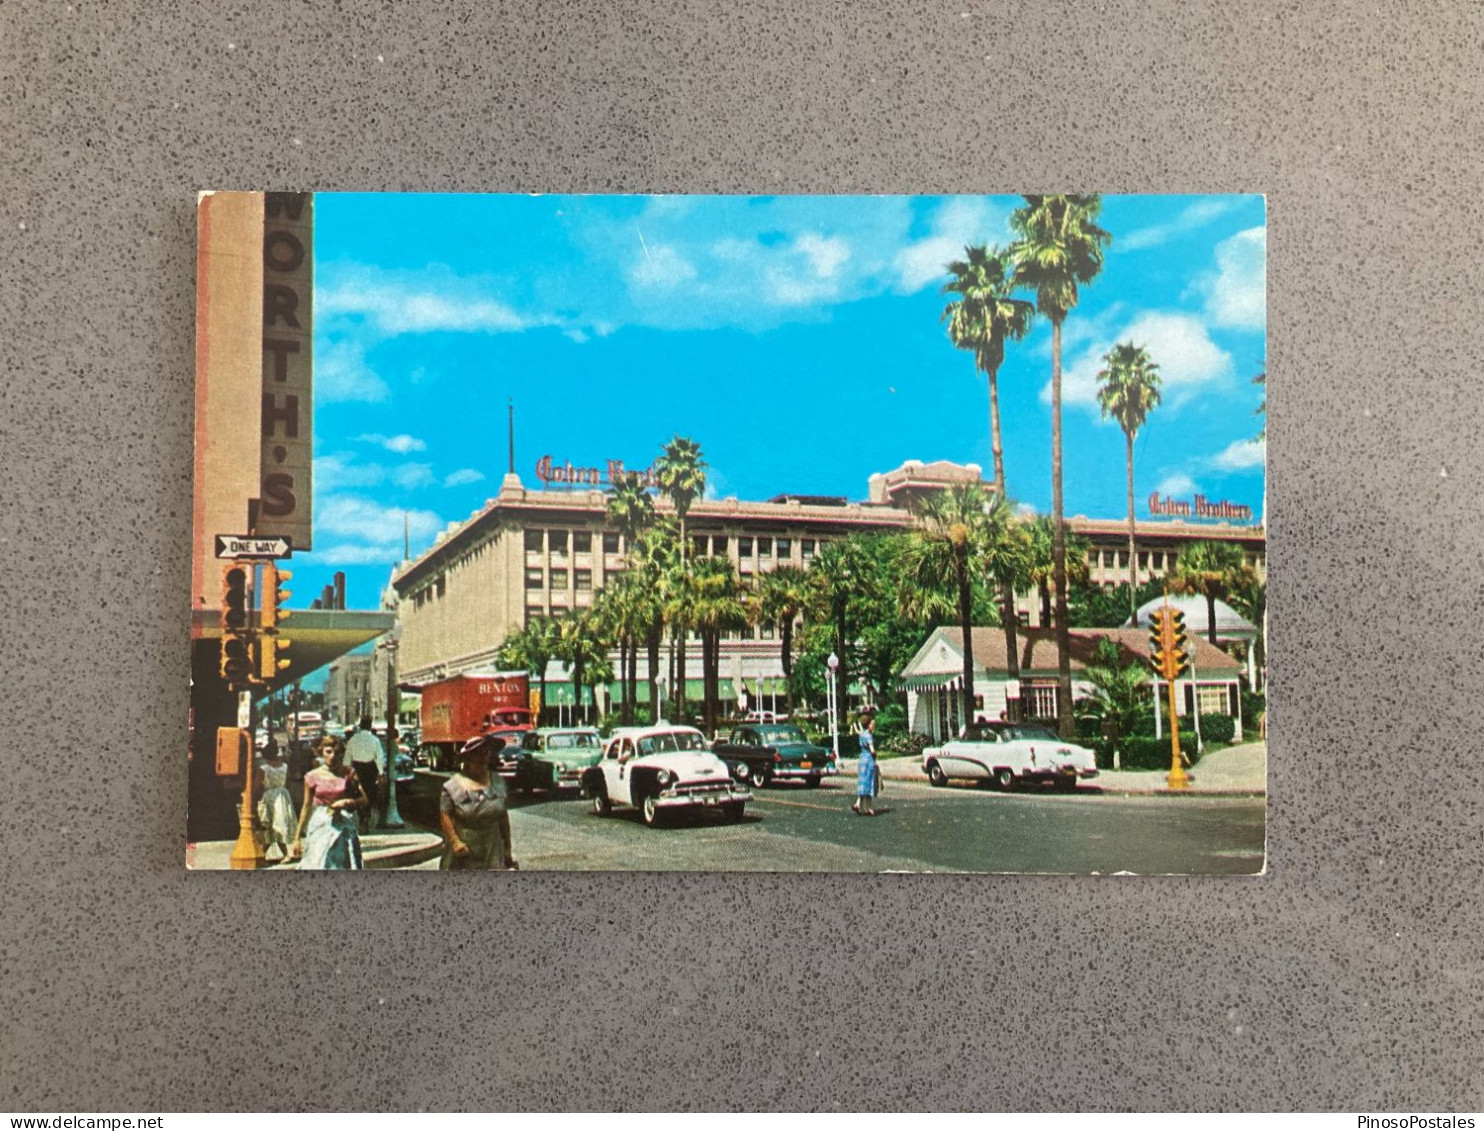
[629,241,697,289]
[314,452,385,491]
[1156,472,1197,496]
[1059,311,1234,409]
[1200,226,1266,331]
[316,338,390,403]
[893,197,1007,292]
[316,496,443,557]
[796,233,850,279]
[443,468,486,488]
[318,265,539,336]
[1120,198,1242,252]
[392,463,435,490]
[358,433,426,454]
[1211,437,1266,472]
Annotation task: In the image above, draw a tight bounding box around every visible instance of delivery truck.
[418,671,534,773]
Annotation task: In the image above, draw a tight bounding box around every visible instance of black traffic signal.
[220,564,255,686]
[1167,608,1190,679]
[1148,608,1168,676]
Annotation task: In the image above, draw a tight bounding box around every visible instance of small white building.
[898,626,1245,743]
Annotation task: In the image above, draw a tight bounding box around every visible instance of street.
[399,770,1265,875]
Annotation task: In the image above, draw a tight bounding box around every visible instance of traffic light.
[258,563,292,681]
[1148,608,1169,676]
[220,563,255,686]
[1167,607,1190,679]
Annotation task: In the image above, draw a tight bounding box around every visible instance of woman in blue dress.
[852,706,880,816]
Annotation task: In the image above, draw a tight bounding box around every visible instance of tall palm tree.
[655,436,706,721]
[688,557,749,736]
[754,565,810,715]
[591,575,644,724]
[605,471,656,552]
[1096,341,1163,624]
[556,610,609,724]
[631,520,679,723]
[941,243,1035,500]
[807,537,876,738]
[1025,515,1092,628]
[498,616,559,723]
[1169,541,1257,644]
[1011,194,1111,737]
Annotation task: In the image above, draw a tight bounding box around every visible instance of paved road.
[400,771,1265,875]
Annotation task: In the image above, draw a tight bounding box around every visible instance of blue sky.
[301,192,1266,616]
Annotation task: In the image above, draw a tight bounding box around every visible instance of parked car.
[514,727,603,794]
[712,723,835,788]
[582,724,751,827]
[922,721,1099,791]
[393,752,415,786]
[742,710,786,724]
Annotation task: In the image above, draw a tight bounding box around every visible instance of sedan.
[922,721,1099,791]
[712,723,836,788]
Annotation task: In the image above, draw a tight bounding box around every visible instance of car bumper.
[770,764,838,779]
[656,785,753,809]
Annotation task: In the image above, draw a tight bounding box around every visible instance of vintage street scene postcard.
[188,192,1266,873]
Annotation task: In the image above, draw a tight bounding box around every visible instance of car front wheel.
[591,788,612,816]
[926,760,948,787]
[994,768,1015,790]
[749,765,770,790]
[641,792,663,827]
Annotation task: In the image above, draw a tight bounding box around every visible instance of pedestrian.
[291,735,368,870]
[345,715,385,832]
[438,733,518,871]
[851,705,881,816]
[255,736,296,863]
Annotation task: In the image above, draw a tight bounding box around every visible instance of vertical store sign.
[257,192,313,550]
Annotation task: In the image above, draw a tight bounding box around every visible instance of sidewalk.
[186,826,443,870]
[867,740,1266,796]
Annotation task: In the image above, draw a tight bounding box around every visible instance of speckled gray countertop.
[3,0,1481,1112]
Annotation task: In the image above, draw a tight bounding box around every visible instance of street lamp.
[381,622,405,830]
[826,651,840,764]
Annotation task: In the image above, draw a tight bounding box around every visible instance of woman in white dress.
[255,738,296,862]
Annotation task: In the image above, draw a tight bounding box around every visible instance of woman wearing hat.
[438,734,519,871]
[852,706,881,816]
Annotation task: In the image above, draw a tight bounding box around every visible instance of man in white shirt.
[345,715,386,832]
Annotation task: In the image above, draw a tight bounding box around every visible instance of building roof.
[904,625,1242,680]
[1128,595,1256,636]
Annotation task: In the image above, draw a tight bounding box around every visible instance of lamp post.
[381,622,405,829]
[826,652,840,763]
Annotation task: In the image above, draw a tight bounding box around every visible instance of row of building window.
[522,527,828,561]
[1088,549,1266,571]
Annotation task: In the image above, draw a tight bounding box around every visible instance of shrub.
[882,731,931,759]
[1106,731,1199,771]
[1198,713,1236,744]
[1241,690,1266,731]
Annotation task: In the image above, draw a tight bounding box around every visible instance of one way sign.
[215,534,292,560]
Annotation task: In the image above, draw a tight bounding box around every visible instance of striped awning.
[898,672,965,693]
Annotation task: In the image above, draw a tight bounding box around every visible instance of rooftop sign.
[1147,492,1254,522]
[535,455,660,488]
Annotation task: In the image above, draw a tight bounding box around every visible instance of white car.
[922,721,1099,791]
[582,724,752,826]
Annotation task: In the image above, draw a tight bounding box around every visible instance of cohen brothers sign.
[535,455,660,488]
[1147,492,1254,522]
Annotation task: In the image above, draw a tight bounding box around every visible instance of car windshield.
[638,731,707,754]
[757,725,806,744]
[548,732,599,750]
[1011,725,1059,741]
[963,724,1002,742]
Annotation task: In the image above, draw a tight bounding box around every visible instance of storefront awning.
[897,672,965,693]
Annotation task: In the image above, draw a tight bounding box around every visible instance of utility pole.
[381,623,405,829]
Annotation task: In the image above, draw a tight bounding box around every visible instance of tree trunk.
[958,560,976,727]
[675,623,688,723]
[999,582,1021,722]
[1207,592,1219,644]
[646,624,662,724]
[988,366,1005,502]
[781,615,794,714]
[1040,580,1052,628]
[1051,318,1075,739]
[1126,429,1138,625]
[573,657,585,725]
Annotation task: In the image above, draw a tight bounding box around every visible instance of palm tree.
[1253,371,1266,440]
[941,243,1035,501]
[754,565,810,715]
[807,537,876,738]
[631,520,679,723]
[689,557,749,736]
[1168,541,1257,644]
[498,616,559,723]
[556,611,608,724]
[1096,341,1163,624]
[655,436,706,721]
[1078,638,1154,767]
[1026,515,1091,628]
[605,471,656,552]
[1011,194,1112,737]
[591,575,644,724]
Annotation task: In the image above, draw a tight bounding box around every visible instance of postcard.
[188,191,1266,873]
